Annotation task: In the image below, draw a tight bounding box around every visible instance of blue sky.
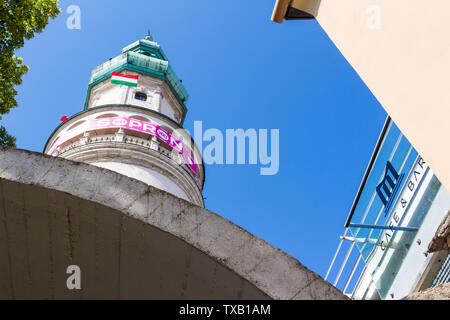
[2,0,387,282]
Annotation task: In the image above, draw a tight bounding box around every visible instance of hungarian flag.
[111,72,138,87]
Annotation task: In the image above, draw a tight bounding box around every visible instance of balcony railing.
[56,133,202,190]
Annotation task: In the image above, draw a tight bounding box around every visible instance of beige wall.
[308,0,450,191]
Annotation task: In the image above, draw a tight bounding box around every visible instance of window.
[129,115,150,122]
[139,50,158,58]
[142,52,157,58]
[95,113,118,119]
[135,92,147,102]
[67,120,86,131]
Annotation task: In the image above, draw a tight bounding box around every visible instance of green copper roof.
[122,38,169,61]
[85,37,189,121]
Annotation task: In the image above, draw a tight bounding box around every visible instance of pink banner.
[48,117,198,176]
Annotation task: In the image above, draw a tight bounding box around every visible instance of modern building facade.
[325,118,450,299]
[43,35,205,207]
[271,0,450,299]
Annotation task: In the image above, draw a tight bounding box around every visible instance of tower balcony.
[54,132,203,193]
[44,105,204,207]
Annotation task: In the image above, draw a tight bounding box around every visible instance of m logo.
[376,161,404,214]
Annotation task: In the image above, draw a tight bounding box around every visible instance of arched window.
[67,120,86,131]
[135,92,147,102]
[95,113,119,119]
[129,115,150,122]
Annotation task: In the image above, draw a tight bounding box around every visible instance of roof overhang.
[271,0,319,23]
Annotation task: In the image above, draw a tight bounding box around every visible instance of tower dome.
[44,36,205,207]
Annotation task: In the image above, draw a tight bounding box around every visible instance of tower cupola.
[86,35,189,125]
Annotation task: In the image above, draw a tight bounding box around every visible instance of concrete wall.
[311,0,450,192]
[0,148,346,300]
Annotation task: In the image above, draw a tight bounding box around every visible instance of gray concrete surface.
[0,147,346,299]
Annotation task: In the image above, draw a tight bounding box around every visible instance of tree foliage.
[0,125,16,147]
[0,0,60,147]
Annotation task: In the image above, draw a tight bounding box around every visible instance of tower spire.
[145,29,153,41]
